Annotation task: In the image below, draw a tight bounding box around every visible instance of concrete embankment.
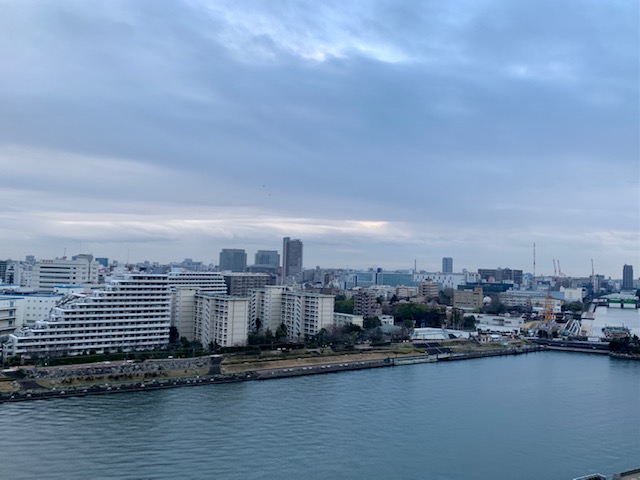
[0,346,548,403]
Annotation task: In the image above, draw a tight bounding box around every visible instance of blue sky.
[0,0,638,277]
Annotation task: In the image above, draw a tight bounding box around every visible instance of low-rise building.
[333,312,364,328]
[453,287,483,310]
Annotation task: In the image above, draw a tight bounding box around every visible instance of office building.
[418,281,439,299]
[32,255,100,292]
[222,272,272,296]
[622,264,634,290]
[453,287,483,310]
[282,237,303,279]
[442,257,453,274]
[219,249,247,272]
[478,268,523,286]
[255,250,280,268]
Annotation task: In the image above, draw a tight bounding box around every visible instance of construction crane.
[557,260,563,277]
[553,259,557,276]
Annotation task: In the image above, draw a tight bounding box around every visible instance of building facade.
[255,250,280,268]
[222,273,272,296]
[353,289,379,318]
[4,274,172,358]
[194,293,248,348]
[249,286,334,339]
[442,257,453,274]
[32,255,100,292]
[418,281,439,299]
[478,268,523,286]
[622,264,634,290]
[453,287,483,310]
[219,249,247,272]
[282,237,303,279]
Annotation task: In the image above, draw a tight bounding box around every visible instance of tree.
[463,315,476,330]
[275,322,288,340]
[334,298,354,314]
[169,326,179,345]
[363,317,382,329]
[483,296,506,315]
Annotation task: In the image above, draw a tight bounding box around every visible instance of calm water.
[1,352,638,480]
[587,306,640,338]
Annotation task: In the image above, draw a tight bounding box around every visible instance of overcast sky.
[0,0,638,277]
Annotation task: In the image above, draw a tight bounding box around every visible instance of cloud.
[0,0,637,276]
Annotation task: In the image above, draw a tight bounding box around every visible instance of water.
[1,352,638,480]
[585,306,640,338]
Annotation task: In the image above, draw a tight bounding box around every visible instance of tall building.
[282,237,303,279]
[622,264,634,290]
[32,255,100,292]
[219,249,247,272]
[255,250,280,268]
[0,260,8,283]
[442,257,453,274]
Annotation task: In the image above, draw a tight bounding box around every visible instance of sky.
[0,0,638,278]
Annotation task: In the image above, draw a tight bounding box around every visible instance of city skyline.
[0,1,637,278]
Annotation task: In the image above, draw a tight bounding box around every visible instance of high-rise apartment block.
[219,249,247,272]
[353,289,379,318]
[622,264,634,290]
[282,237,303,279]
[249,286,333,340]
[168,270,227,341]
[194,293,248,347]
[4,274,172,358]
[442,257,453,274]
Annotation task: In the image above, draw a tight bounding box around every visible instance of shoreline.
[0,345,547,404]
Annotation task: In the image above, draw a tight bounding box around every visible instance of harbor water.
[584,306,640,338]
[1,351,638,480]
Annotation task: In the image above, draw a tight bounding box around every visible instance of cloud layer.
[0,0,638,276]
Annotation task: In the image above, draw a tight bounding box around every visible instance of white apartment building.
[5,262,33,288]
[281,291,334,340]
[194,293,248,347]
[249,285,288,333]
[32,255,100,292]
[334,312,364,328]
[0,297,23,339]
[166,270,227,341]
[3,274,171,359]
[250,287,334,340]
[17,294,63,327]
